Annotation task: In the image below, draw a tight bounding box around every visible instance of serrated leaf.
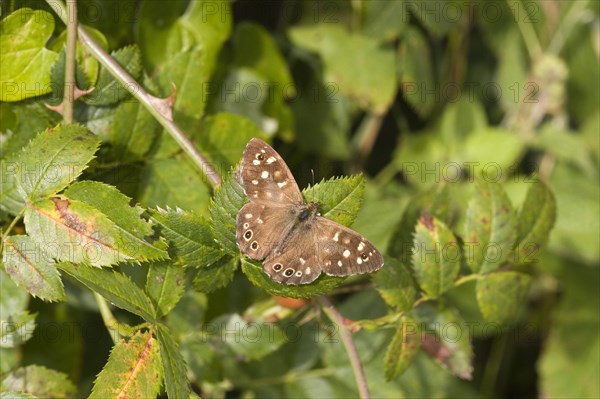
[513,180,556,265]
[362,0,407,41]
[193,113,267,169]
[145,261,185,318]
[0,8,59,101]
[209,172,247,255]
[192,255,238,293]
[90,330,162,399]
[58,262,156,321]
[2,235,65,302]
[150,207,224,268]
[156,323,191,399]
[0,311,36,348]
[15,124,100,201]
[138,158,212,216]
[461,128,525,175]
[84,45,142,106]
[414,305,474,380]
[373,258,416,312]
[412,213,460,297]
[476,271,531,325]
[1,160,26,215]
[1,365,76,398]
[388,183,450,264]
[384,314,421,381]
[464,180,517,274]
[242,258,343,299]
[25,195,166,267]
[303,175,365,227]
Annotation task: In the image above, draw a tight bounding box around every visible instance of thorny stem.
[62,0,77,123]
[45,0,221,188]
[319,296,371,399]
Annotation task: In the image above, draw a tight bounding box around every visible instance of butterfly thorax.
[298,201,320,222]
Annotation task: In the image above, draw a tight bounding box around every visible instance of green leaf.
[105,100,161,162]
[192,255,238,293]
[150,207,224,268]
[407,1,463,36]
[145,261,185,318]
[384,314,421,381]
[397,27,436,117]
[0,160,26,215]
[58,262,157,321]
[15,124,100,201]
[0,268,29,318]
[137,158,211,216]
[303,175,365,227]
[0,8,59,101]
[155,323,191,399]
[373,258,416,312]
[461,128,525,176]
[0,365,76,398]
[209,172,247,255]
[514,180,556,265]
[2,235,65,302]
[25,190,167,267]
[213,314,287,360]
[388,183,450,264]
[414,305,474,380]
[362,0,407,41]
[412,213,460,297]
[539,266,600,398]
[0,310,36,348]
[289,24,396,113]
[84,45,142,105]
[193,113,267,170]
[241,258,343,299]
[90,330,162,399]
[464,180,517,274]
[232,22,295,95]
[476,271,531,325]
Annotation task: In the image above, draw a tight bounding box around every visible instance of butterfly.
[236,138,384,285]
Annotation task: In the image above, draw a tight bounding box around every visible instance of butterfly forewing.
[240,138,303,205]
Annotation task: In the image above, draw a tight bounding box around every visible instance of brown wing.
[239,138,303,206]
[262,216,384,285]
[236,202,297,260]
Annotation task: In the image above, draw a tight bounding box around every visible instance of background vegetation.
[1,1,598,398]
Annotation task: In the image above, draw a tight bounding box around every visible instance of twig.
[44,0,222,188]
[62,0,77,123]
[509,0,542,60]
[353,112,384,172]
[318,296,370,399]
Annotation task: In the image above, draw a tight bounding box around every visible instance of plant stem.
[44,0,221,188]
[1,208,25,242]
[62,0,77,123]
[508,0,542,60]
[319,296,371,399]
[353,112,384,172]
[94,292,126,344]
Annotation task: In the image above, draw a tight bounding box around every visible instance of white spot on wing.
[245,213,253,219]
[277,181,287,188]
[243,223,249,229]
[333,232,339,242]
[337,260,342,267]
[343,238,350,244]
[305,267,311,274]
[251,179,258,185]
[252,160,260,165]
[357,257,363,265]
[343,250,350,258]
[358,242,365,251]
[299,257,306,265]
[261,171,269,179]
[266,156,276,164]
[257,218,264,224]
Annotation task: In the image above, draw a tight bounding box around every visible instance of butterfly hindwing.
[314,218,384,277]
[240,138,303,205]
